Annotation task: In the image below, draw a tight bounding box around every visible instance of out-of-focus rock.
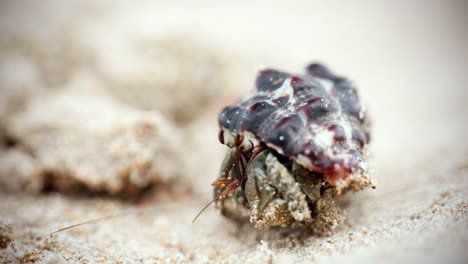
[1,88,184,194]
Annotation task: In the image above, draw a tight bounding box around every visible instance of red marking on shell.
[249,102,265,112]
[290,75,304,86]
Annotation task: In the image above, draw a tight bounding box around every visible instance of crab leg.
[211,179,235,187]
[246,145,264,168]
[245,150,275,211]
[237,149,247,181]
[212,148,244,198]
[218,149,235,180]
[218,181,241,199]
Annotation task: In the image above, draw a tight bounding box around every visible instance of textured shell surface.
[218,63,370,183]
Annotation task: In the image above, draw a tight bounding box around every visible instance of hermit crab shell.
[218,63,371,184]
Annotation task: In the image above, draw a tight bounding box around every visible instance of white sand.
[0,0,467,263]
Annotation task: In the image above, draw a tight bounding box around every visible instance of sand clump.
[1,88,185,194]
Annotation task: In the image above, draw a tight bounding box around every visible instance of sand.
[0,0,467,263]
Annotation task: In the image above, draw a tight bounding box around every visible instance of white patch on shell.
[271,79,294,100]
[315,78,334,93]
[359,159,368,171]
[297,111,308,125]
[313,129,335,149]
[268,78,297,111]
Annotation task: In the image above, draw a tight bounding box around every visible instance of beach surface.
[0,1,467,263]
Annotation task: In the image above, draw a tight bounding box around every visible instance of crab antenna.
[47,213,128,236]
[191,198,218,224]
[45,204,176,236]
[192,181,239,223]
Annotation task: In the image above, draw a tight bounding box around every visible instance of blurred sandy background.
[0,0,467,263]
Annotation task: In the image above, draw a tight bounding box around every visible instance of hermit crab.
[195,63,374,233]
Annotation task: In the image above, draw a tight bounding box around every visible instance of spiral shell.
[218,63,371,186]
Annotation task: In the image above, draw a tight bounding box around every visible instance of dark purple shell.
[218,63,370,182]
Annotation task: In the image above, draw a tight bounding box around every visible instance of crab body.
[214,63,373,232]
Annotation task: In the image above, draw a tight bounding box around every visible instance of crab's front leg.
[213,148,250,221]
[244,150,276,213]
[245,149,285,227]
[212,148,235,187]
